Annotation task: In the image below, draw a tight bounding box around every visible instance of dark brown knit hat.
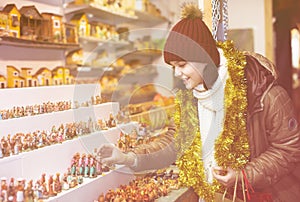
[163,3,220,67]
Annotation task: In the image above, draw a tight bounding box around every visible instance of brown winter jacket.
[130,52,300,202]
[243,52,300,202]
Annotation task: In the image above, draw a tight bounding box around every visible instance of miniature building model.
[0,12,9,36]
[2,4,21,38]
[34,67,52,86]
[21,67,38,87]
[6,65,25,88]
[52,66,65,85]
[19,5,44,40]
[66,49,83,66]
[5,65,74,88]
[63,68,74,84]
[42,13,64,43]
[89,21,101,38]
[64,22,78,43]
[71,13,89,37]
[0,75,6,88]
[52,66,74,85]
[1,3,79,45]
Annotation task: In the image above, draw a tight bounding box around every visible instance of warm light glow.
[198,0,204,10]
[291,28,300,68]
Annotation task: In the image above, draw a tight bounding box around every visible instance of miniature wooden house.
[52,66,74,85]
[21,67,38,87]
[66,49,83,66]
[2,4,21,38]
[0,75,6,88]
[6,65,25,88]
[19,5,44,40]
[42,13,63,43]
[64,22,78,43]
[89,21,100,38]
[63,67,74,84]
[34,67,52,86]
[0,12,9,36]
[71,13,89,37]
[52,66,64,85]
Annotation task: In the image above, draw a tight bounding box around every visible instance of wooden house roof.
[19,5,43,20]
[2,4,18,14]
[52,66,65,72]
[34,67,51,76]
[71,13,86,21]
[21,67,33,70]
[7,65,20,72]
[42,12,62,17]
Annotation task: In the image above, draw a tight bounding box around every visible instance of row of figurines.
[0,115,119,159]
[0,154,179,202]
[69,128,157,177]
[0,95,103,120]
[70,152,112,178]
[95,169,180,202]
[117,129,160,153]
[0,154,113,202]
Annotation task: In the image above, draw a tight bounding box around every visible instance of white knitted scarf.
[193,49,228,183]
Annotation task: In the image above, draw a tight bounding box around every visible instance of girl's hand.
[212,166,237,188]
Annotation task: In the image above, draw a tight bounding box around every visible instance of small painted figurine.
[89,155,97,178]
[16,178,24,202]
[47,175,57,197]
[41,182,49,199]
[84,154,90,177]
[78,154,85,176]
[77,175,83,185]
[1,177,8,202]
[54,173,62,194]
[24,180,34,202]
[33,180,42,200]
[7,178,16,202]
[70,153,79,176]
[61,173,70,191]
[107,113,116,128]
[0,142,3,158]
[98,193,105,202]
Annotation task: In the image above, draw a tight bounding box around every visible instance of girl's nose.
[174,66,182,77]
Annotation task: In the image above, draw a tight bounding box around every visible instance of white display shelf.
[0,84,101,109]
[79,36,129,48]
[46,165,135,202]
[0,36,80,51]
[125,10,169,28]
[0,102,120,136]
[28,0,73,6]
[64,3,138,24]
[0,122,138,182]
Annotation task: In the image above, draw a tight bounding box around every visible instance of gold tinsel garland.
[174,41,250,202]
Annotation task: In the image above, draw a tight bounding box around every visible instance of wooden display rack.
[0,36,80,50]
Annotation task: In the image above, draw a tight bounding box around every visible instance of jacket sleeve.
[244,85,300,188]
[129,123,177,172]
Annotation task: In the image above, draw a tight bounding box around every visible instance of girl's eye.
[178,62,187,67]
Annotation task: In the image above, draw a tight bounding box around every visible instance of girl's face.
[170,61,204,90]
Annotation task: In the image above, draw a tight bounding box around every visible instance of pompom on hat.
[163,3,220,67]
